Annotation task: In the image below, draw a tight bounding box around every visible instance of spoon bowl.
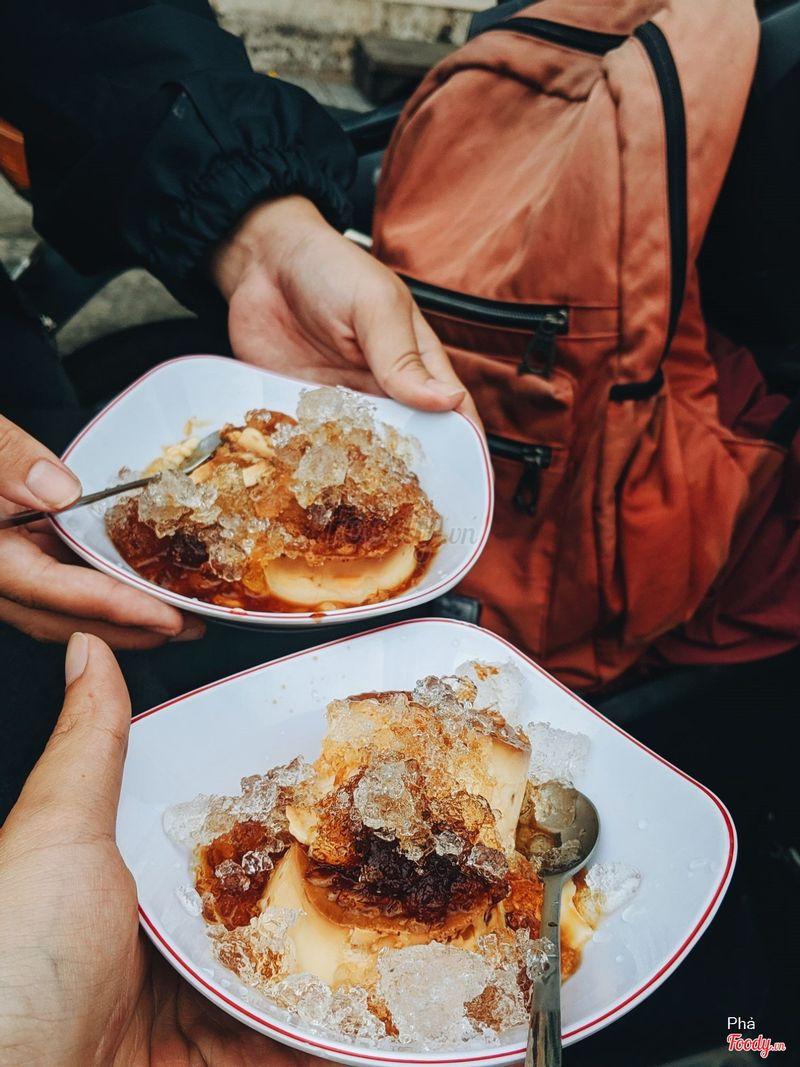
[536,790,600,878]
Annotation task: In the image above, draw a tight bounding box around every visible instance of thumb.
[0,413,81,512]
[358,285,465,412]
[11,634,132,839]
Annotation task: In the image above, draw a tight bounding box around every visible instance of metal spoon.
[522,789,600,1067]
[0,430,222,530]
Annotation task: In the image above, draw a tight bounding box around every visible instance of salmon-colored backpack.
[373,0,797,689]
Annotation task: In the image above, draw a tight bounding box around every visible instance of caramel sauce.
[561,944,581,979]
[304,836,509,929]
[503,855,544,935]
[196,821,285,929]
[196,819,584,986]
[503,860,580,978]
[109,505,439,613]
[291,763,512,928]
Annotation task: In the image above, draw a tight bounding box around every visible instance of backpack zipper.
[400,274,569,378]
[487,433,553,515]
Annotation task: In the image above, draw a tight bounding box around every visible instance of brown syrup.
[503,857,544,934]
[196,816,583,980]
[502,862,580,978]
[109,508,439,613]
[196,821,285,929]
[305,835,509,927]
[561,944,580,979]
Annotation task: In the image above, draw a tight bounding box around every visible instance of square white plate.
[52,356,492,628]
[117,618,736,1067]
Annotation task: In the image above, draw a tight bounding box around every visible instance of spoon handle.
[0,476,153,530]
[525,875,563,1067]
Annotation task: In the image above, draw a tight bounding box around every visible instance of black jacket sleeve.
[0,1,357,309]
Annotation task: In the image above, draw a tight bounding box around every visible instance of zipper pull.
[513,448,552,515]
[519,311,567,377]
[520,319,558,377]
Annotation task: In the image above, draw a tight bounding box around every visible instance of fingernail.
[26,459,81,509]
[170,618,206,643]
[65,632,89,687]
[426,380,465,401]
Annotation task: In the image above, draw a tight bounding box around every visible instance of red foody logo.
[726,1018,787,1058]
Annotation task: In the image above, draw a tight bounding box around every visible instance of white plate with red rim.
[51,356,492,628]
[116,618,736,1067]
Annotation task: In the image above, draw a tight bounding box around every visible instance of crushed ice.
[175,883,203,916]
[377,944,490,1047]
[456,659,525,724]
[526,722,590,785]
[163,757,311,849]
[574,862,642,925]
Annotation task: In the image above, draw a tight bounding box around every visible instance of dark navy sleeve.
[0,1,356,308]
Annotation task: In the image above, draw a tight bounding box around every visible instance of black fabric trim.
[609,369,664,401]
[609,25,687,402]
[634,22,688,369]
[435,593,482,625]
[486,17,627,55]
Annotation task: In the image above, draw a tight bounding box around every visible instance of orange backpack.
[373,0,792,689]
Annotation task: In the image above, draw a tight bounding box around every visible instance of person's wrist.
[0,938,58,1065]
[210,195,326,301]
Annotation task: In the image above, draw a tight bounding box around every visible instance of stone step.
[353,34,456,103]
[213,0,479,76]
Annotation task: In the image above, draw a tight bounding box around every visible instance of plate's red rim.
[129,617,737,1065]
[51,355,493,623]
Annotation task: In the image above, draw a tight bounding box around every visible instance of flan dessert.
[164,662,640,1048]
[106,387,441,612]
